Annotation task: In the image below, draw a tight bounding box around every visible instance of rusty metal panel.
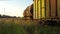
[50,0,56,18]
[46,0,58,18]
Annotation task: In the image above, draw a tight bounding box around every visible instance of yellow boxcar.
[33,0,60,19]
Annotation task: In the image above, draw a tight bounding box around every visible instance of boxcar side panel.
[33,0,36,19]
[50,0,56,18]
[57,0,60,18]
[38,0,41,19]
[41,0,45,18]
[33,0,60,19]
[46,0,50,18]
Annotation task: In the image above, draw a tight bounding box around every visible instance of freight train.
[23,0,60,21]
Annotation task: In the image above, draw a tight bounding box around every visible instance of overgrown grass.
[0,18,60,34]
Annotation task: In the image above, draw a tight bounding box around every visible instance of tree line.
[0,15,17,18]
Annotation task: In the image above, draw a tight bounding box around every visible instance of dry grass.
[0,18,60,34]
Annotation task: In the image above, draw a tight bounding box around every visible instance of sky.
[0,0,33,17]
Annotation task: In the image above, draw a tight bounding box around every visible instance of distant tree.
[0,15,1,17]
[13,16,16,18]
